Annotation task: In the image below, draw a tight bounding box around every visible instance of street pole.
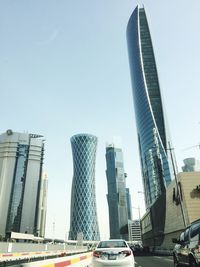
[53,220,55,243]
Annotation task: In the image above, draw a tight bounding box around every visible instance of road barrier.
[0,242,87,266]
[22,251,93,267]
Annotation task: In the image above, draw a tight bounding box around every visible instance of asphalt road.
[135,255,174,267]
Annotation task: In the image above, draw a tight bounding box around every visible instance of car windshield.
[97,241,127,248]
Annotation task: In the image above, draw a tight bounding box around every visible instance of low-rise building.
[141,172,200,250]
[128,219,142,243]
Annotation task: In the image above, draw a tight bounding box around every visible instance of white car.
[92,239,135,267]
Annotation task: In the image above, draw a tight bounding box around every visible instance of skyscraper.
[69,134,100,241]
[182,158,200,172]
[126,188,132,220]
[36,172,48,237]
[127,6,173,208]
[106,144,128,240]
[0,129,45,237]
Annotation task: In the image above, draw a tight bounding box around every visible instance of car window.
[97,241,127,248]
[190,221,200,239]
[184,228,190,242]
[180,232,185,242]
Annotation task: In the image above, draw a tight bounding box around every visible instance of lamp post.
[137,191,145,203]
[65,231,69,242]
[52,220,55,244]
[132,206,141,221]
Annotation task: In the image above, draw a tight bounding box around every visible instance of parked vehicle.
[92,239,135,267]
[172,219,200,267]
[130,244,143,255]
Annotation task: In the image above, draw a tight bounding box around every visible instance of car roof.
[191,219,200,225]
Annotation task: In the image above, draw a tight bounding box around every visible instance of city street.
[135,255,173,267]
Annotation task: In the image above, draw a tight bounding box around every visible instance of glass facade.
[127,6,173,208]
[0,130,45,237]
[69,134,100,241]
[6,144,29,232]
[126,188,132,220]
[106,145,128,240]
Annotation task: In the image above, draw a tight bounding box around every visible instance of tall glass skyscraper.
[106,144,128,240]
[127,6,173,208]
[126,188,132,220]
[69,134,100,241]
[0,130,46,237]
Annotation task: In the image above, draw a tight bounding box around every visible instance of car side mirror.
[172,238,179,244]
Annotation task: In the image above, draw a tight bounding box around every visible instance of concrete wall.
[0,244,88,266]
[162,172,200,249]
[0,242,79,253]
[180,172,200,223]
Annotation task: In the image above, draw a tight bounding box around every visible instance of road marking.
[154,256,173,262]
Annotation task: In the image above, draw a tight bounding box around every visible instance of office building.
[182,158,200,172]
[0,129,45,237]
[128,219,142,242]
[127,5,174,208]
[69,134,100,241]
[106,144,128,240]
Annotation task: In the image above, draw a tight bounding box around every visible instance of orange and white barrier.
[22,252,93,267]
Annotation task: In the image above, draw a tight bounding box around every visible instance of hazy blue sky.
[0,0,200,239]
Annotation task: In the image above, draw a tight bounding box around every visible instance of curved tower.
[69,134,100,241]
[127,6,173,208]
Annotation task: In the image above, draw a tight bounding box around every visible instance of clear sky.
[0,0,200,239]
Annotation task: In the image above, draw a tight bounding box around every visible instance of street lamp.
[137,190,147,213]
[137,191,144,195]
[65,231,69,242]
[132,206,141,221]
